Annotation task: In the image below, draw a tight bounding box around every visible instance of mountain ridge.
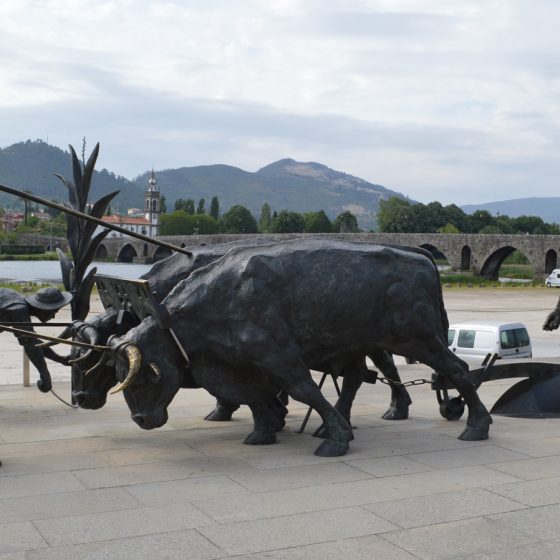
[461,198,560,224]
[3,139,556,229]
[0,140,406,228]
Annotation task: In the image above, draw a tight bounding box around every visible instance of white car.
[448,321,532,364]
[546,269,560,287]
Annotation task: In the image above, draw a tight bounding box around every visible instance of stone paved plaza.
[1,289,560,559]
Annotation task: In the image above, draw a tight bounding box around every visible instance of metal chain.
[377,376,431,387]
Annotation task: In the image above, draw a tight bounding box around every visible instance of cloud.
[0,1,559,205]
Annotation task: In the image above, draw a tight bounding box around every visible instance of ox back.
[162,239,449,370]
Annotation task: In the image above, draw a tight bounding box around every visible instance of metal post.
[23,350,30,387]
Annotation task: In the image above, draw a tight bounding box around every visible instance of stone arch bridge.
[96,232,560,279]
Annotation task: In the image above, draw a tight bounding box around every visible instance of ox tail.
[418,247,449,334]
[435,262,450,334]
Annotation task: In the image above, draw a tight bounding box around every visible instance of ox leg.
[423,349,492,441]
[204,398,240,422]
[252,350,353,456]
[371,351,412,420]
[267,395,289,430]
[286,375,353,457]
[244,402,280,445]
[314,360,364,439]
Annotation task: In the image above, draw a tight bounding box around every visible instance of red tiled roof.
[102,215,150,225]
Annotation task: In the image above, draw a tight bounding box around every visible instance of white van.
[448,321,532,363]
[546,269,560,287]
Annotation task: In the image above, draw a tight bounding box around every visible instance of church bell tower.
[144,169,160,236]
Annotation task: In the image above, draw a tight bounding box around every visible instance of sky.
[1,0,559,205]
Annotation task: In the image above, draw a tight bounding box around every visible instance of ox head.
[108,318,185,430]
[70,322,117,409]
[69,310,138,409]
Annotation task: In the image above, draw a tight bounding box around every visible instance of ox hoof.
[458,426,489,441]
[382,407,409,420]
[204,407,234,422]
[314,440,349,457]
[243,431,277,445]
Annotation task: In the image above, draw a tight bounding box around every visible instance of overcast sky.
[1,0,558,205]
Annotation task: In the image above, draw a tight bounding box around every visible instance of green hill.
[134,158,407,229]
[0,140,408,229]
[0,140,142,211]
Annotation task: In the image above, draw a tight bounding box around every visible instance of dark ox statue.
[72,240,269,415]
[71,239,412,424]
[108,239,492,457]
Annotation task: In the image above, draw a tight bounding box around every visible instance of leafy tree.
[160,211,219,235]
[377,198,416,232]
[466,210,494,233]
[174,198,195,214]
[191,214,218,234]
[438,223,460,234]
[443,203,468,232]
[36,217,66,237]
[197,198,206,214]
[210,196,220,220]
[504,250,529,264]
[160,195,167,214]
[270,210,306,233]
[219,205,258,233]
[304,210,332,233]
[160,210,190,235]
[511,215,546,235]
[333,210,359,233]
[259,203,272,232]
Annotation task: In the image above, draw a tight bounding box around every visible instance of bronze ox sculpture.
[70,239,412,425]
[104,239,492,457]
[71,240,273,417]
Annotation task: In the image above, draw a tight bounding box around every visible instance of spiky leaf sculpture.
[54,143,119,321]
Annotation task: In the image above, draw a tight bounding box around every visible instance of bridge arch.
[461,245,471,271]
[153,246,173,262]
[479,245,533,280]
[95,243,108,260]
[545,249,557,273]
[118,243,138,263]
[419,243,450,265]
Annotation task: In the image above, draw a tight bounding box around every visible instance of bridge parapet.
[98,233,560,279]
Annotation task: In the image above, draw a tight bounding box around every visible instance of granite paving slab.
[488,475,560,507]
[198,506,398,555]
[33,502,216,546]
[381,517,538,560]
[364,488,526,528]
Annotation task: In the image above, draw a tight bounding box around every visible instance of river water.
[0,260,534,285]
[0,260,152,283]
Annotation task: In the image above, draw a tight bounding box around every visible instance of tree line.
[377,197,560,235]
[160,196,361,236]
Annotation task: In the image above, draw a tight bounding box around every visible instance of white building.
[97,170,161,239]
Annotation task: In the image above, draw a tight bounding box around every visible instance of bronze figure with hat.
[0,287,73,395]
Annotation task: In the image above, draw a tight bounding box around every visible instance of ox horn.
[68,322,101,365]
[108,338,142,394]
